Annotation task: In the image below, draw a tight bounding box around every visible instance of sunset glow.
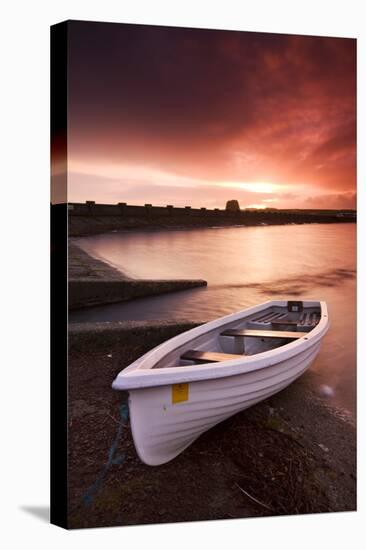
[218,182,284,194]
[58,22,356,210]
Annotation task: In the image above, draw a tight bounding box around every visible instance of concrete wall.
[68,201,356,237]
[69,278,207,309]
[69,201,356,219]
[69,202,234,218]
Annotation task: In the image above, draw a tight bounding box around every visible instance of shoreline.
[68,320,356,529]
[69,242,207,310]
[69,243,131,281]
[66,202,356,237]
[72,220,356,238]
[70,217,356,238]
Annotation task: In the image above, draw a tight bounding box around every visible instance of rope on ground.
[82,402,129,507]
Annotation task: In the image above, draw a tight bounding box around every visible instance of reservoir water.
[71,223,356,416]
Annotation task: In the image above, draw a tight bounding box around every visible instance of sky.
[58,21,356,209]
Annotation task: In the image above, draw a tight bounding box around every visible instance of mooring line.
[82,402,129,507]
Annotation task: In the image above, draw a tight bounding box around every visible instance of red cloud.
[67,22,356,207]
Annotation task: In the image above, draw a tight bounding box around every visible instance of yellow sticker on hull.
[172,383,189,404]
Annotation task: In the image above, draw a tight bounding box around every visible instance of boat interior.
[154,301,321,369]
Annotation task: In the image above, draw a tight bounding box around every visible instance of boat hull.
[128,340,322,465]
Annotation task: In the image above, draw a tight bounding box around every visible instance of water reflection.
[71,224,356,416]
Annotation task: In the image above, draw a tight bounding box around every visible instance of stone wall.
[68,202,356,237]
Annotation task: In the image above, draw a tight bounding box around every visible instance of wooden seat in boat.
[221,328,307,339]
[181,350,244,364]
[270,319,298,327]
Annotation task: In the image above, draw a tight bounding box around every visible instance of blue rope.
[83,402,129,507]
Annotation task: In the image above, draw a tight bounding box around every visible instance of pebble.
[319,384,335,397]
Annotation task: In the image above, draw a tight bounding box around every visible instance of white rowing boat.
[112,300,329,466]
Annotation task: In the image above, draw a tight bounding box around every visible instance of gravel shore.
[67,321,356,529]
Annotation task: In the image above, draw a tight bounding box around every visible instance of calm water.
[71,224,356,416]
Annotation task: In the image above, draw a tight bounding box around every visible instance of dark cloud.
[309,122,356,160]
[67,21,356,205]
